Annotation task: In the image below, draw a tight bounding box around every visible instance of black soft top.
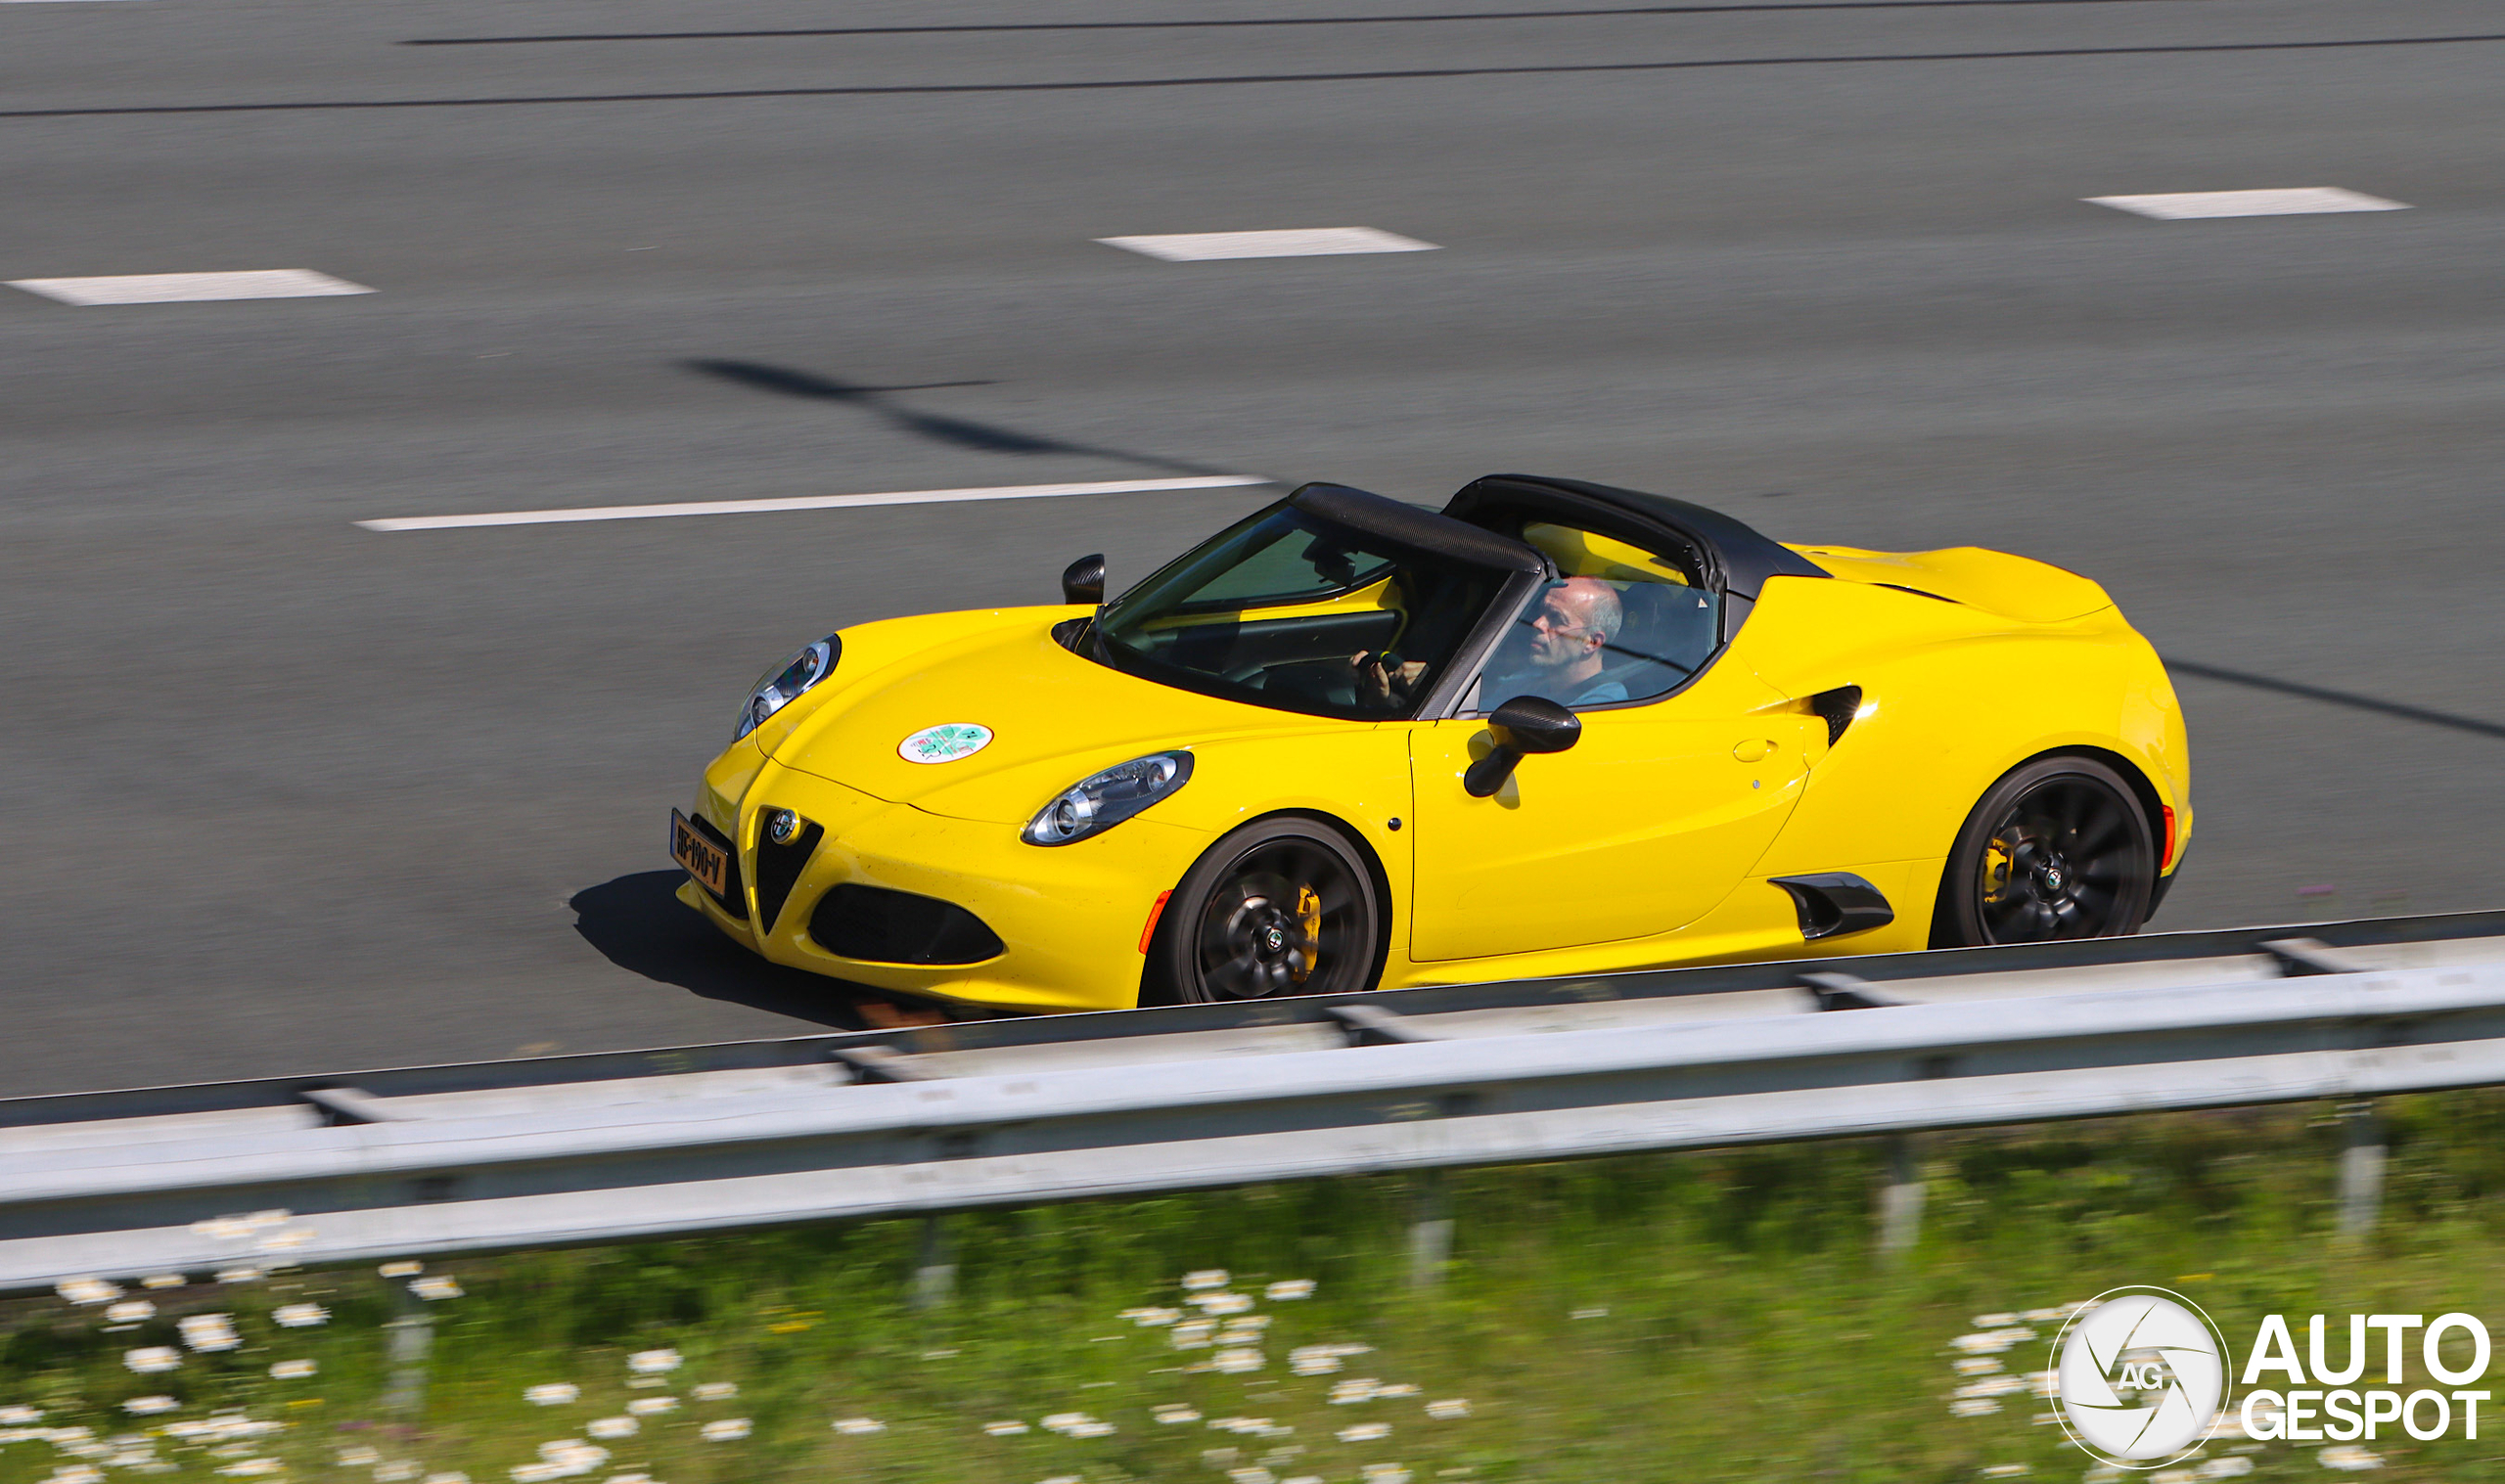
[1288,481,1547,573]
[1441,473,1830,600]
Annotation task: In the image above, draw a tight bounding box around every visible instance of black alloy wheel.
[1148,818,1383,1004]
[1935,755,2157,947]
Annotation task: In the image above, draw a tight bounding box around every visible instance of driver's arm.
[1348,652,1430,706]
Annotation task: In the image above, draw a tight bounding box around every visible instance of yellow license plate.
[670,810,730,897]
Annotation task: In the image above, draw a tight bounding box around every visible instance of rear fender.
[1739,581,2176,880]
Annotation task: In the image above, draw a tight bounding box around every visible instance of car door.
[1404,662,1822,960]
[1401,513,1825,963]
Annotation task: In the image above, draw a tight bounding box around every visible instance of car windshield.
[1091,504,1515,718]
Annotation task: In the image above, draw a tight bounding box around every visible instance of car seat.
[1599,582,1717,700]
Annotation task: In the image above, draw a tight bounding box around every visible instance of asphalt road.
[4,0,2502,1095]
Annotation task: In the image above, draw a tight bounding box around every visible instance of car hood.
[768,611,1341,825]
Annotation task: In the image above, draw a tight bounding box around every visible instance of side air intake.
[1771,873,1894,941]
[1808,685,1863,746]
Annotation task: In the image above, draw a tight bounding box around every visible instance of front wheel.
[1933,755,2156,947]
[1147,818,1384,1004]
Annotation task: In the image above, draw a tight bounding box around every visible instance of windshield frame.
[1085,486,1548,722]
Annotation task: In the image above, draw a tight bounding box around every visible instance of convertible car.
[671,474,2190,1011]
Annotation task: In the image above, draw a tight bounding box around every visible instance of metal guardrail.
[14,911,2504,1127]
[3,913,2503,1292]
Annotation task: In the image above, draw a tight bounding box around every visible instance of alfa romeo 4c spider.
[670,473,2189,1010]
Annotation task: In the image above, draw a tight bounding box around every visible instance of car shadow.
[2166,658,2505,742]
[678,358,1240,477]
[569,871,967,1030]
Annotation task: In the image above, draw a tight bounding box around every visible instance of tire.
[1146,817,1384,1004]
[1932,755,2157,947]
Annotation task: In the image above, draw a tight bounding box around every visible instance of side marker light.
[1138,890,1173,955]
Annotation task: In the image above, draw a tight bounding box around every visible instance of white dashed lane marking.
[1097,228,1438,261]
[7,270,373,305]
[2086,188,2408,220]
[356,475,1273,532]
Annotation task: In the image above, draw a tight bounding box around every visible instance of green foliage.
[9,1094,2505,1482]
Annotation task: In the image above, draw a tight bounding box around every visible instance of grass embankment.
[10,1094,2505,1484]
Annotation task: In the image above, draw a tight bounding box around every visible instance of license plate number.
[670,810,730,897]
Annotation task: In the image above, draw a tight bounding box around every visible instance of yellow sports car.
[671,474,2189,1012]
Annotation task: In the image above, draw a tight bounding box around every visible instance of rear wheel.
[1148,818,1383,1004]
[1934,755,2156,947]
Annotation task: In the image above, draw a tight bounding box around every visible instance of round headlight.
[1023,751,1194,846]
[731,634,842,742]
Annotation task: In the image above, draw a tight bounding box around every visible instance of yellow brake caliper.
[1292,884,1322,981]
[1982,835,2017,903]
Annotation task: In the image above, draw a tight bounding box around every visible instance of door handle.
[1732,738,1775,762]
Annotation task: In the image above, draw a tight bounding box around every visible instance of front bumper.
[676,766,1211,1012]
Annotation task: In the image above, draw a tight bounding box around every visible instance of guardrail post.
[1876,1134,1925,1259]
[1408,1172,1453,1288]
[912,1214,957,1309]
[380,1281,433,1417]
[2338,1101,2385,1240]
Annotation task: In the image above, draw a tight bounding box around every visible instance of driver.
[1493,576,1627,708]
[1353,575,1629,711]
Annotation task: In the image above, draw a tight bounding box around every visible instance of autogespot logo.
[2052,1286,2234,1468]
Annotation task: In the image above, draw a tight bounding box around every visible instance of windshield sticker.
[899,723,994,764]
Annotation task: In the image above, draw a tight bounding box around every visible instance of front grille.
[809,885,1005,966]
[751,809,824,932]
